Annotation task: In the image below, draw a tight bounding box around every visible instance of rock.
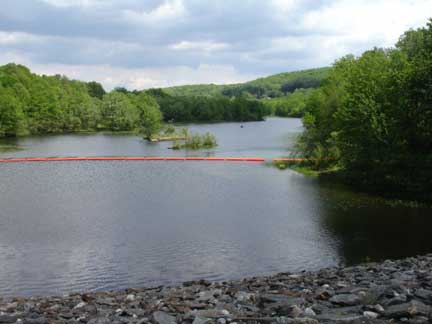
[304,307,316,317]
[414,289,432,301]
[73,301,87,309]
[87,319,112,324]
[59,312,74,319]
[260,294,305,305]
[192,317,212,324]
[310,303,330,315]
[408,317,430,324]
[277,304,302,317]
[183,279,211,287]
[126,294,135,302]
[363,311,379,319]
[0,315,18,323]
[192,309,229,318]
[24,318,49,324]
[197,290,216,302]
[316,286,335,300]
[153,311,177,324]
[291,318,318,324]
[384,300,430,319]
[95,297,117,306]
[383,294,407,306]
[0,254,431,324]
[361,286,387,305]
[373,304,385,314]
[0,302,18,312]
[329,294,362,306]
[235,291,255,303]
[316,314,364,322]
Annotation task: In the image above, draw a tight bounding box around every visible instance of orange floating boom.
[0,156,266,163]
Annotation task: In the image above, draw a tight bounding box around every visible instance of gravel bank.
[1,255,432,323]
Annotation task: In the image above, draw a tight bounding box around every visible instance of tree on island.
[135,93,163,139]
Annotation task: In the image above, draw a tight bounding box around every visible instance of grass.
[148,134,187,142]
[274,159,339,177]
[171,132,217,150]
[290,165,320,177]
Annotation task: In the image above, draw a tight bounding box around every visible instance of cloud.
[302,0,432,47]
[0,31,42,45]
[0,50,255,90]
[122,0,186,25]
[170,41,229,52]
[39,0,105,8]
[0,0,431,89]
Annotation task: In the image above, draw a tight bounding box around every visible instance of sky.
[0,0,431,91]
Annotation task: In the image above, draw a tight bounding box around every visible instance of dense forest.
[0,62,327,138]
[149,67,329,119]
[262,88,315,117]
[0,64,271,138]
[297,19,432,198]
[145,89,268,122]
[162,67,330,98]
[0,63,163,137]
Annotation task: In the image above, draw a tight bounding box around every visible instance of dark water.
[0,118,431,297]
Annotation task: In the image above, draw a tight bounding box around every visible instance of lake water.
[0,118,431,297]
[0,118,302,159]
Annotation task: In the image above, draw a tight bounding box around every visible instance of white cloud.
[40,0,105,8]
[122,0,186,25]
[0,50,257,90]
[302,0,432,47]
[0,31,42,45]
[271,0,297,12]
[170,40,229,52]
[1,0,432,88]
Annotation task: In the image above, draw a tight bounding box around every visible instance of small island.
[144,125,217,150]
[146,126,187,142]
[172,131,217,150]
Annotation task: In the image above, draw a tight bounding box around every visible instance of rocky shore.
[1,255,432,324]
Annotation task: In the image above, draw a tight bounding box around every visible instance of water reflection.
[318,183,432,265]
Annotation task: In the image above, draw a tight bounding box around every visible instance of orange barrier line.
[0,156,267,163]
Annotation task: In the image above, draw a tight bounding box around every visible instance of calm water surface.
[0,118,431,297]
[0,118,302,158]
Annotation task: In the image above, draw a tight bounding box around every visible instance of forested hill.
[161,67,330,99]
[149,67,331,119]
[0,63,165,137]
[0,63,271,137]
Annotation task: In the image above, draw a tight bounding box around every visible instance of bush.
[173,131,218,150]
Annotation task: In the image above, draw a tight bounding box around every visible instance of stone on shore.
[0,254,431,323]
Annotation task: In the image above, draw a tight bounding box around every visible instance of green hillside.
[161,67,331,98]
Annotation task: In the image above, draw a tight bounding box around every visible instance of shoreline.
[1,255,431,323]
[274,160,432,203]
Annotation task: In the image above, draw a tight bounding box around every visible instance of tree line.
[162,67,330,99]
[146,89,269,123]
[262,88,314,117]
[0,64,268,138]
[298,19,432,198]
